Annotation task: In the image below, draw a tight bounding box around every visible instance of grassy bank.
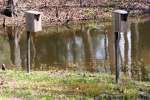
[0,69,150,100]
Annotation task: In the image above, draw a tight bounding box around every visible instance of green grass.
[0,69,150,100]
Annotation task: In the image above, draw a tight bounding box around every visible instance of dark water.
[0,18,149,81]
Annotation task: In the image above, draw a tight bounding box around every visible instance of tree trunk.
[6,0,18,16]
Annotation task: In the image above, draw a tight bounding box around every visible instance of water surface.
[0,18,149,81]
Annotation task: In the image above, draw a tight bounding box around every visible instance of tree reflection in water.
[7,26,21,66]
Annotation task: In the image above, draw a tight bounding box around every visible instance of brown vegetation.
[0,0,149,25]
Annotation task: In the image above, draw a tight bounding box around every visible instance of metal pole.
[27,31,30,73]
[25,10,42,72]
[113,9,128,83]
[115,32,120,83]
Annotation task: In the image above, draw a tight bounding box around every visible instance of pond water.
[0,17,149,81]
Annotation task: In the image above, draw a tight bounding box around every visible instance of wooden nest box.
[112,10,128,33]
[25,10,42,32]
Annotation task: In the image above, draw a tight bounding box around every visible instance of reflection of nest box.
[25,10,42,32]
[112,10,128,33]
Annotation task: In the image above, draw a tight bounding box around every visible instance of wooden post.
[80,0,82,7]
[112,10,128,83]
[26,31,31,73]
[56,6,58,18]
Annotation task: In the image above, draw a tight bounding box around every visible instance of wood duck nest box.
[25,10,42,32]
[112,10,128,33]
